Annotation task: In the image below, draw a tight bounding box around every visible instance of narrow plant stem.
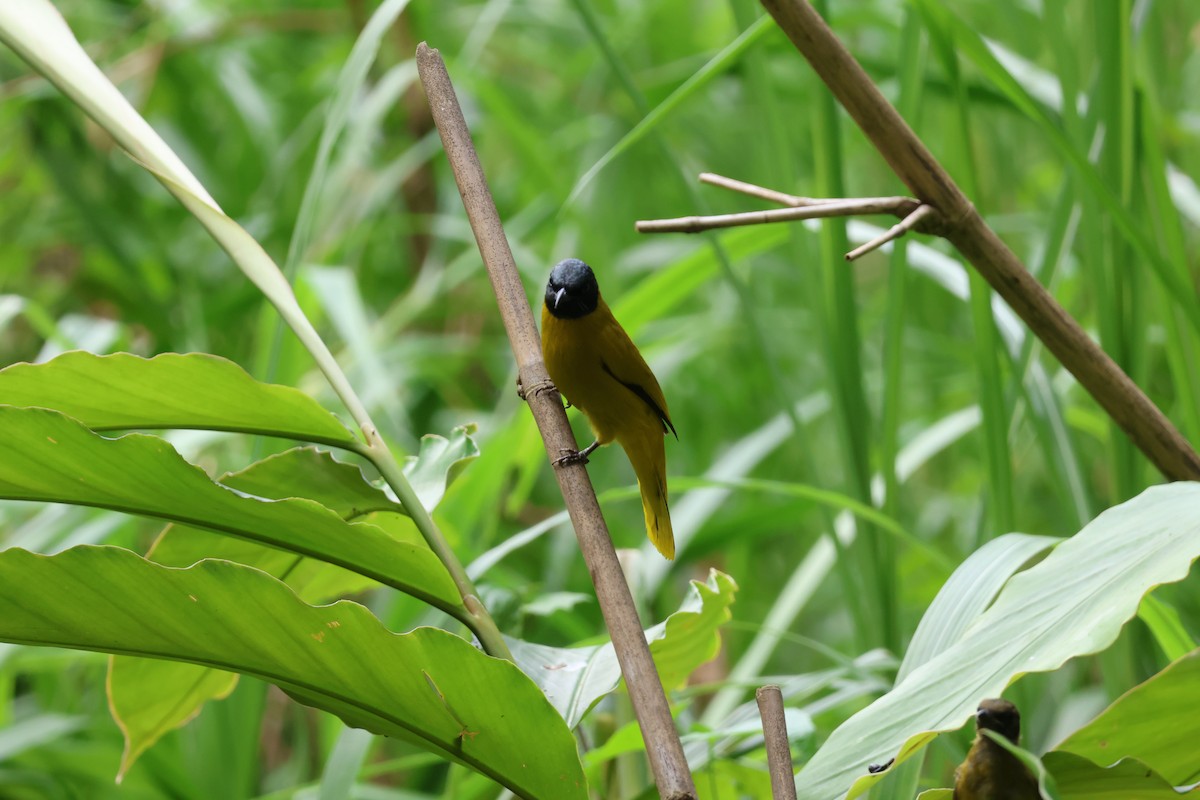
[925,15,1014,539]
[758,0,1200,482]
[416,42,696,800]
[363,443,512,661]
[755,685,798,800]
[758,686,796,796]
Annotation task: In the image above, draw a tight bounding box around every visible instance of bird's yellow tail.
[622,433,674,560]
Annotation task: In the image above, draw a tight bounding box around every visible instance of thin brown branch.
[415,43,697,800]
[845,203,936,261]
[756,685,798,800]
[699,172,832,207]
[752,0,1200,482]
[636,196,920,234]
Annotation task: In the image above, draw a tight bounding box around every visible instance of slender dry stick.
[845,203,935,262]
[760,0,1200,481]
[415,43,697,800]
[756,685,798,800]
[635,197,919,233]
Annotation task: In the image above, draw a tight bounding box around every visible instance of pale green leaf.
[897,533,1059,681]
[797,483,1200,800]
[509,570,737,727]
[404,426,480,513]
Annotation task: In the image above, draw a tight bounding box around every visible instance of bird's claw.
[517,375,557,402]
[552,448,590,467]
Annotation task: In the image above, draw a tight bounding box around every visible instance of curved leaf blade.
[0,407,462,616]
[798,483,1200,800]
[0,546,586,800]
[0,351,357,447]
[1054,649,1200,785]
[1043,752,1192,799]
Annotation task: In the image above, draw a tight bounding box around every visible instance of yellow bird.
[954,698,1040,800]
[540,258,677,559]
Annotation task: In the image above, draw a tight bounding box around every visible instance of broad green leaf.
[796,483,1200,800]
[1053,649,1200,785]
[897,533,1059,682]
[0,351,357,447]
[1043,752,1192,799]
[0,407,462,617]
[0,547,586,800]
[877,534,1058,798]
[915,791,952,800]
[509,570,736,727]
[110,447,402,776]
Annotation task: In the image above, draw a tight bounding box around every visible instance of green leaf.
[109,447,405,776]
[1043,752,1193,799]
[108,659,238,780]
[215,446,404,521]
[1136,596,1197,663]
[509,570,737,727]
[796,483,1200,800]
[404,425,480,513]
[0,547,586,800]
[0,407,462,617]
[1053,649,1200,785]
[899,532,1058,682]
[0,351,356,447]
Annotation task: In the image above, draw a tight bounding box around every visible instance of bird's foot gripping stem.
[516,374,557,402]
[553,440,599,467]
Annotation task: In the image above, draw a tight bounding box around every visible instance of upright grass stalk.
[809,0,894,654]
[1095,1,1139,501]
[921,9,1015,543]
[870,14,927,799]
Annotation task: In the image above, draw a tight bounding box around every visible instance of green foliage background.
[2,0,1199,798]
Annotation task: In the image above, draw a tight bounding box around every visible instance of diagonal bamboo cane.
[754,0,1200,482]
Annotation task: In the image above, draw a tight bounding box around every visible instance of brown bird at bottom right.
[953,698,1040,800]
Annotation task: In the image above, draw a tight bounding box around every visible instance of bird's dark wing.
[602,360,678,439]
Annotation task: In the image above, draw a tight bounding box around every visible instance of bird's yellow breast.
[541,297,667,446]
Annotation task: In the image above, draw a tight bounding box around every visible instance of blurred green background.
[2,0,1199,797]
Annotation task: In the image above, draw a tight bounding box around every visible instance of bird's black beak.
[553,287,566,309]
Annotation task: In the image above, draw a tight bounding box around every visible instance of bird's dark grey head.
[976,698,1021,744]
[545,258,600,320]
